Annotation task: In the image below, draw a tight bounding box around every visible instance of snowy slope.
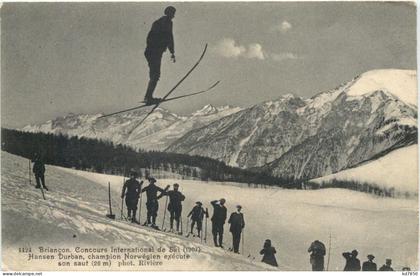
[58,163,418,270]
[1,152,275,271]
[312,145,418,194]
[347,69,417,106]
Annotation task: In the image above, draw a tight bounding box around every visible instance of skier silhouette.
[143,6,176,105]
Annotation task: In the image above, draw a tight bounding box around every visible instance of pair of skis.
[99,44,220,134]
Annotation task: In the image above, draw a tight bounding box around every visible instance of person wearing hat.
[308,240,326,271]
[187,201,208,237]
[143,6,177,105]
[342,249,361,271]
[162,183,185,233]
[260,239,278,267]
[141,177,169,229]
[379,259,394,271]
[228,205,245,253]
[32,153,49,191]
[121,170,143,224]
[362,254,377,271]
[210,198,227,248]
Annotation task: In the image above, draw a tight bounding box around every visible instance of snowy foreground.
[313,145,418,195]
[2,152,418,271]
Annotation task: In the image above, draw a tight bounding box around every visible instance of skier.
[121,170,143,224]
[143,6,176,105]
[308,240,326,271]
[32,154,48,191]
[187,201,208,237]
[260,239,278,267]
[228,204,245,253]
[141,177,169,229]
[342,250,361,271]
[362,254,377,271]
[210,198,227,248]
[163,183,185,233]
[379,259,394,271]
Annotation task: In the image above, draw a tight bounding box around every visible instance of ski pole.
[121,172,125,219]
[161,195,168,230]
[327,232,332,271]
[28,159,31,186]
[180,215,183,235]
[205,208,208,243]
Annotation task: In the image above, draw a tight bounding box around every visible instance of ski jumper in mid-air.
[143,6,176,105]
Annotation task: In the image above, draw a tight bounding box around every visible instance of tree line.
[1,128,300,188]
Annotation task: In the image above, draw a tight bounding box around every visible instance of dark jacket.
[343,253,361,271]
[188,206,208,221]
[228,212,245,233]
[141,183,168,202]
[146,16,174,54]
[308,240,326,270]
[260,246,278,267]
[210,200,227,224]
[33,160,45,176]
[165,190,185,210]
[379,265,393,271]
[121,179,142,199]
[362,261,377,271]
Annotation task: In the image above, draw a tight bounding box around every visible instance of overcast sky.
[2,2,416,128]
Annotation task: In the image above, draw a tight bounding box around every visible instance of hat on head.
[367,254,375,259]
[173,183,179,187]
[164,6,176,16]
[351,250,358,256]
[220,198,226,204]
[195,201,202,205]
[236,205,242,209]
[148,177,156,183]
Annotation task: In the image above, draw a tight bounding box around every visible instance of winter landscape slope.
[22,105,241,151]
[312,144,418,194]
[1,151,274,271]
[168,69,417,179]
[58,159,418,270]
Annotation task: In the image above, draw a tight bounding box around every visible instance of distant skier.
[260,239,278,267]
[32,154,48,191]
[379,259,394,271]
[342,250,361,271]
[228,204,245,253]
[143,6,176,105]
[187,201,208,237]
[362,254,377,271]
[141,177,169,229]
[163,183,185,232]
[210,198,227,248]
[121,170,143,223]
[308,240,326,271]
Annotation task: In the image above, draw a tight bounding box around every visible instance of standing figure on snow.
[260,239,278,267]
[143,6,176,105]
[32,154,48,191]
[379,259,394,271]
[362,254,377,271]
[228,205,245,253]
[342,249,361,271]
[308,240,326,271]
[187,201,208,237]
[121,170,143,224]
[141,177,169,229]
[210,198,227,248]
[163,183,185,233]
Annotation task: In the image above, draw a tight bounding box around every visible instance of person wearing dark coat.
[362,254,377,271]
[260,239,278,267]
[379,259,394,271]
[162,183,185,232]
[143,6,176,105]
[228,205,245,253]
[141,177,169,228]
[210,198,227,248]
[343,250,361,271]
[32,154,48,191]
[121,170,143,224]
[308,240,326,271]
[187,201,208,237]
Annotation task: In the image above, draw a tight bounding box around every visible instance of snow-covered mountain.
[22,105,242,151]
[167,69,418,179]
